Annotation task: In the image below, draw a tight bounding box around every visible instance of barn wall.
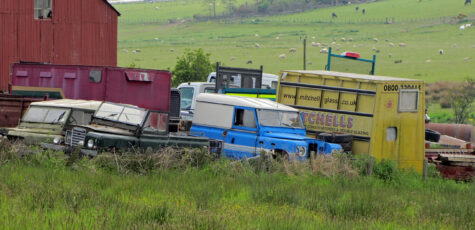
[0,0,118,91]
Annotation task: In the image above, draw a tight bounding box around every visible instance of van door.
[224,107,258,159]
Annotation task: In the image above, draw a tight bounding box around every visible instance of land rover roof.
[283,70,420,82]
[196,93,296,112]
[30,99,102,111]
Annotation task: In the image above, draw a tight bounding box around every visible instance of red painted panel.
[11,63,171,112]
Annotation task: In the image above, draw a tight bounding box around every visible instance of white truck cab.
[177,82,216,121]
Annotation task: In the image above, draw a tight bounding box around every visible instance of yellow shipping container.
[277,70,425,172]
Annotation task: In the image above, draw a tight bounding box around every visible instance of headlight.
[53,137,61,144]
[297,146,307,156]
[87,139,95,149]
[77,141,84,147]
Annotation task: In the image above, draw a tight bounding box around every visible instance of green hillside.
[115,0,475,82]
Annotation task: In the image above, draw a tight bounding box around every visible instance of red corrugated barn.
[0,0,120,92]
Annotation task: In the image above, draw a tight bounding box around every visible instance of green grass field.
[0,145,474,229]
[115,0,475,82]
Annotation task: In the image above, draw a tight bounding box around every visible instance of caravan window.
[399,90,419,112]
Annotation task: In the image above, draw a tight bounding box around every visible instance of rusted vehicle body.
[0,94,45,128]
[42,102,221,156]
[4,99,102,145]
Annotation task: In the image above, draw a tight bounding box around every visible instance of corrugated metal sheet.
[0,0,119,92]
[0,94,45,127]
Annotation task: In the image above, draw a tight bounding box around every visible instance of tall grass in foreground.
[0,141,473,229]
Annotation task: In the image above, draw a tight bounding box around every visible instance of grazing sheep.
[289,48,297,52]
[320,48,329,53]
[255,43,261,48]
[349,37,354,42]
[230,57,236,61]
[452,44,457,48]
[307,61,312,65]
[275,37,279,40]
[332,12,338,18]
[246,60,253,64]
[311,42,320,47]
[372,47,377,51]
[312,36,316,39]
[466,23,472,27]
[154,38,159,41]
[135,49,142,53]
[373,38,378,42]
[255,34,259,37]
[460,25,466,30]
[398,43,406,47]
[331,42,336,45]
[388,42,394,47]
[170,48,175,52]
[464,57,471,61]
[341,37,346,42]
[394,60,403,64]
[155,7,159,10]
[426,59,431,63]
[472,45,475,48]
[439,49,444,55]
[122,49,128,53]
[279,54,286,59]
[322,43,328,47]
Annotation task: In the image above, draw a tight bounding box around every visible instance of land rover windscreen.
[257,109,304,129]
[6,100,100,145]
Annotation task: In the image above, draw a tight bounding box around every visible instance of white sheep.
[463,57,470,61]
[255,43,261,48]
[155,7,159,10]
[399,43,406,47]
[312,42,320,47]
[255,34,259,37]
[279,54,286,59]
[320,48,329,54]
[170,48,175,52]
[426,59,431,63]
[372,47,377,51]
[388,42,394,47]
[312,36,315,40]
[466,23,472,27]
[349,37,354,42]
[460,25,466,30]
[322,43,328,47]
[154,38,159,41]
[289,48,297,52]
[275,37,279,40]
[452,44,457,48]
[340,37,346,42]
[373,38,378,42]
[331,42,336,45]
[439,49,444,55]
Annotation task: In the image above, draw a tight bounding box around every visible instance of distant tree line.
[196,0,376,20]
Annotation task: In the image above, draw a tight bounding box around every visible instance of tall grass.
[0,140,473,229]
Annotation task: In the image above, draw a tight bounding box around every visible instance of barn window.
[34,0,52,19]
[89,70,102,83]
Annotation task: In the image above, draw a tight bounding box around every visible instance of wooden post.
[368,156,374,176]
[423,159,428,180]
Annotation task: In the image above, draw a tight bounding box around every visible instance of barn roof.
[104,0,121,16]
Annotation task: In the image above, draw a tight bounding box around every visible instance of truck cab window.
[34,0,52,19]
[234,109,256,128]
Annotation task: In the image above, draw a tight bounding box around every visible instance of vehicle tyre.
[425,129,440,142]
[318,132,353,143]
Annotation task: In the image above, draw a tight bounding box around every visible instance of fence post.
[368,156,374,176]
[423,159,428,180]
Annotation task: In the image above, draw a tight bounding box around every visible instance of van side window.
[234,109,256,128]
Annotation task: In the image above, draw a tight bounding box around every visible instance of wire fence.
[119,14,475,26]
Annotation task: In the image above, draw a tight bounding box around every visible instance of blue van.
[190,93,342,159]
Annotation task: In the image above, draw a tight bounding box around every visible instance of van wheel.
[274,150,289,161]
[425,129,440,142]
[318,132,353,143]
